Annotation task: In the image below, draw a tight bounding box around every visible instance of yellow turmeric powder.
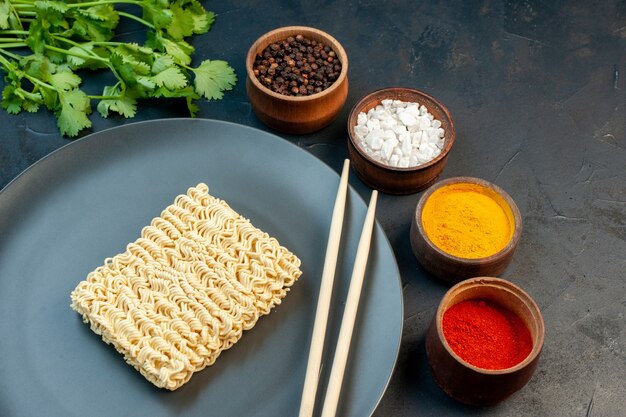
[421,182,514,259]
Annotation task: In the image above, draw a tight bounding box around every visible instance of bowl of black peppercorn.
[246,26,349,134]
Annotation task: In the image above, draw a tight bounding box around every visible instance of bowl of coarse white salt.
[347,87,455,194]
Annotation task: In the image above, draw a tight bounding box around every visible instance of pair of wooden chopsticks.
[299,159,378,417]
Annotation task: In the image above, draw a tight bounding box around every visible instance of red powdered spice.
[442,299,533,370]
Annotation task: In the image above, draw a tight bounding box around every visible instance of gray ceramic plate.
[0,119,403,417]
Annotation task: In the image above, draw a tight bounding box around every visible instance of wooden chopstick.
[320,190,378,417]
[299,159,351,417]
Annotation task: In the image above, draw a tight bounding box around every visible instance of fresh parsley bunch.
[0,0,237,137]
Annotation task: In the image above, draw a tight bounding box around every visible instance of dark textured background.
[1,1,625,415]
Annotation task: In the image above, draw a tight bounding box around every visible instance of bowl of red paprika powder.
[426,277,545,406]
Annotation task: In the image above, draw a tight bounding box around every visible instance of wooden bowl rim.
[434,276,545,375]
[347,87,455,172]
[413,176,523,264]
[245,26,348,102]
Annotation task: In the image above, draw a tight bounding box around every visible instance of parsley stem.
[23,73,56,91]
[8,3,25,31]
[91,41,124,46]
[118,11,155,29]
[88,95,122,100]
[0,48,22,60]
[65,0,143,8]
[0,43,27,48]
[44,44,109,63]
[0,53,14,67]
[0,30,29,35]
[50,35,102,55]
[13,3,35,10]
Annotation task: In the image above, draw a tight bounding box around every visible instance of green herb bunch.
[0,0,237,137]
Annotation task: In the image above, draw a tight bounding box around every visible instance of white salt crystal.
[412,131,423,146]
[354,125,369,138]
[398,111,418,127]
[353,99,445,168]
[401,137,412,156]
[380,120,396,131]
[366,118,380,131]
[382,129,396,141]
[407,123,421,133]
[382,138,398,160]
[371,136,383,150]
[372,109,387,120]
[365,129,381,147]
[393,124,408,135]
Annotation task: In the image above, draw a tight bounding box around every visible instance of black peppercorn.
[252,33,342,97]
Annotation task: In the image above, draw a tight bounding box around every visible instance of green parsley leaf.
[109,52,139,87]
[152,66,187,90]
[192,60,237,100]
[56,88,91,137]
[114,44,152,75]
[186,96,199,117]
[40,86,58,110]
[167,4,195,40]
[25,18,49,54]
[136,75,157,90]
[66,43,108,70]
[14,87,43,104]
[49,70,81,91]
[23,100,41,113]
[147,31,194,65]
[97,85,137,118]
[21,54,55,81]
[165,0,214,39]
[71,6,119,42]
[33,0,69,28]
[1,84,23,114]
[142,2,173,30]
[151,54,175,74]
[0,0,11,30]
[188,0,214,34]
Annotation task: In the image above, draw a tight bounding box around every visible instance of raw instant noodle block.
[71,184,302,390]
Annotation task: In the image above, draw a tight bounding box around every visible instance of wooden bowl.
[410,177,522,283]
[347,87,455,194]
[426,277,545,405]
[245,26,349,134]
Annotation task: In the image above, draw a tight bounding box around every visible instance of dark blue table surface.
[1,1,625,415]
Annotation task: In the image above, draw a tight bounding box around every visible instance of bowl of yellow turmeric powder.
[410,177,522,283]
